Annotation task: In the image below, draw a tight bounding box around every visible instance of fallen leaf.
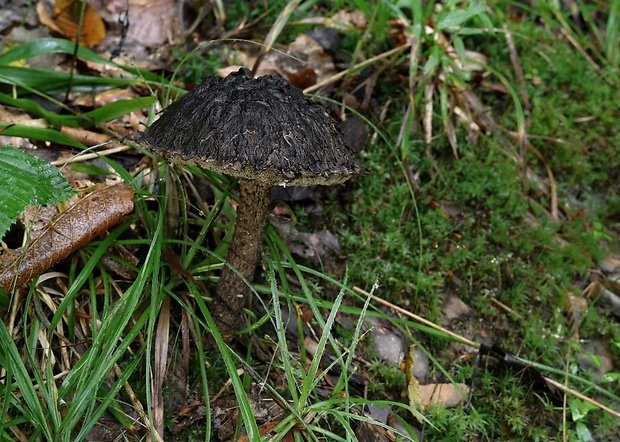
[72,88,139,108]
[60,127,113,146]
[237,421,294,442]
[0,184,135,292]
[418,383,470,408]
[331,9,368,30]
[37,0,106,47]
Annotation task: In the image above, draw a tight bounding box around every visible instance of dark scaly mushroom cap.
[138,68,362,186]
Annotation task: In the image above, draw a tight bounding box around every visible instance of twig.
[489,297,522,319]
[353,286,620,420]
[545,377,620,419]
[51,144,133,166]
[303,43,412,94]
[352,286,478,348]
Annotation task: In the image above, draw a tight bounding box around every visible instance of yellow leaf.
[401,344,425,422]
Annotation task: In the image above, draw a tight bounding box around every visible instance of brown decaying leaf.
[60,126,113,146]
[37,0,106,47]
[237,421,294,442]
[0,184,135,293]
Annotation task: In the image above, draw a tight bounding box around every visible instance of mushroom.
[138,68,363,334]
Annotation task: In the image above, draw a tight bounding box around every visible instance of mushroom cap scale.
[138,68,363,186]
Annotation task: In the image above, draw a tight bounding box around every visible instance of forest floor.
[0,1,619,441]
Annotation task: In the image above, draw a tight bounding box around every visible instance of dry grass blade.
[303,43,412,94]
[423,81,434,146]
[504,26,530,183]
[503,129,559,221]
[51,144,132,166]
[253,0,301,74]
[0,184,135,292]
[153,295,170,438]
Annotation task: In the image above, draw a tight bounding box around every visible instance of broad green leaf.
[576,422,593,441]
[0,146,75,240]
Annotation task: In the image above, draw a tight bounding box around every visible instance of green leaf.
[478,12,495,31]
[85,96,157,123]
[423,55,441,74]
[0,38,158,81]
[586,352,602,368]
[0,66,137,94]
[437,3,486,30]
[0,124,86,148]
[576,422,592,441]
[569,398,597,421]
[453,36,466,65]
[0,92,81,127]
[457,27,485,36]
[70,163,115,176]
[0,94,155,129]
[0,146,75,240]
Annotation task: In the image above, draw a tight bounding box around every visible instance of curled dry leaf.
[0,184,135,292]
[402,344,424,422]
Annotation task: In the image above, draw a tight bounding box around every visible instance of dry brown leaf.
[418,383,469,408]
[331,9,368,30]
[252,33,337,87]
[37,0,106,47]
[0,184,135,292]
[237,421,294,442]
[72,88,139,108]
[60,127,113,146]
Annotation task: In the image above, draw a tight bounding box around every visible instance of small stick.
[304,43,412,94]
[353,286,620,420]
[51,144,132,166]
[352,286,478,348]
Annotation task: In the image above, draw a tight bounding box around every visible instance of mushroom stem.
[212,179,272,334]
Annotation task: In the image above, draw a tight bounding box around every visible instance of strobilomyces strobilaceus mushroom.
[139,68,363,334]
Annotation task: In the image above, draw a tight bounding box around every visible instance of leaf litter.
[0,184,135,292]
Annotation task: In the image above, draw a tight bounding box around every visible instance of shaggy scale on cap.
[139,68,362,186]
